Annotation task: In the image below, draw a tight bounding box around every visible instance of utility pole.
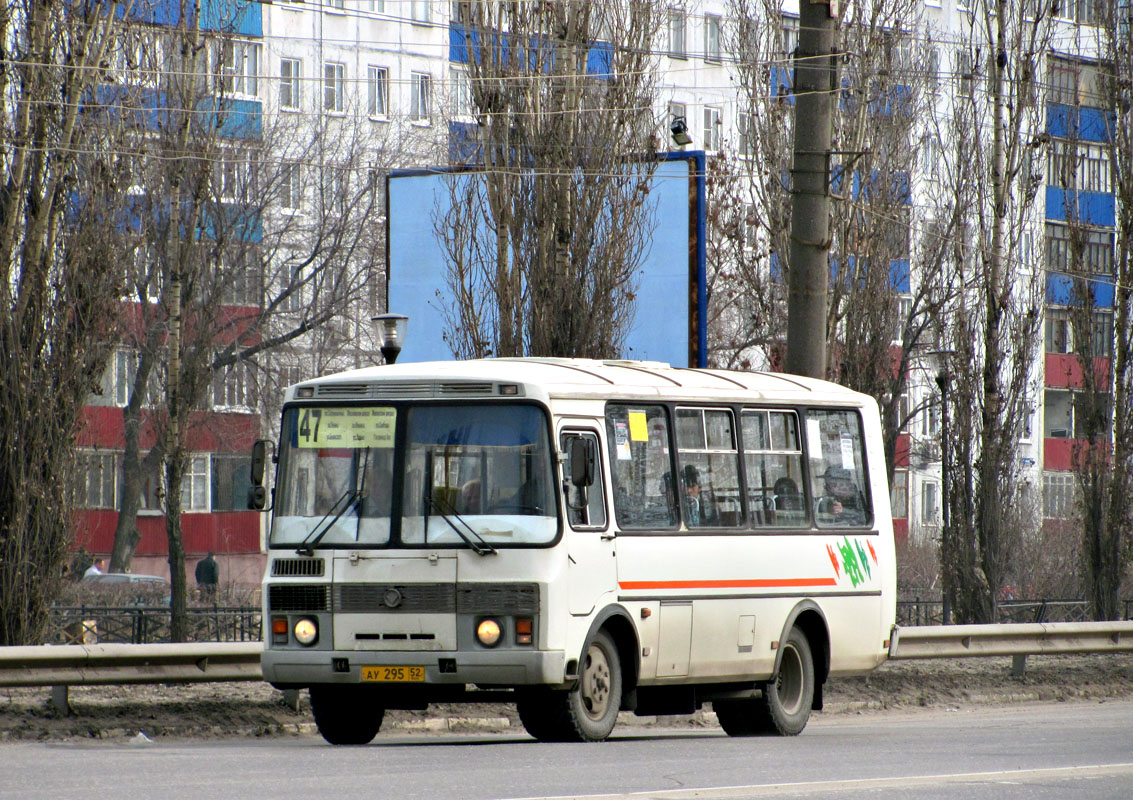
[785,0,837,379]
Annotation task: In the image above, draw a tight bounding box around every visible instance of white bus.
[251,358,896,744]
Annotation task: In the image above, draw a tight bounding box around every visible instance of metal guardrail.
[889,621,1133,660]
[0,642,263,688]
[2,621,1132,690]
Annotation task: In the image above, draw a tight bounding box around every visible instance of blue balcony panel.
[1045,187,1115,227]
[1046,273,1116,308]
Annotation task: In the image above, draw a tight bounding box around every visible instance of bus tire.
[517,629,622,742]
[716,626,814,737]
[309,685,385,745]
[759,626,814,736]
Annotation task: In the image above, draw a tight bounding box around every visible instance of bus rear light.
[515,618,533,645]
[272,616,289,645]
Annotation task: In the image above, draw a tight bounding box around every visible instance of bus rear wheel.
[309,685,385,745]
[716,626,814,737]
[517,629,622,742]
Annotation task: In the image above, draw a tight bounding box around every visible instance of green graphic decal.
[837,537,865,587]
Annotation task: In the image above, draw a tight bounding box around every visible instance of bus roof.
[286,358,875,408]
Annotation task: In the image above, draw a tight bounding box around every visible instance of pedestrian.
[195,552,219,601]
[83,557,105,579]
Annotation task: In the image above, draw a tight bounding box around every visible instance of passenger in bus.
[773,476,802,511]
[681,464,716,527]
[459,479,482,514]
[363,467,393,517]
[816,466,867,525]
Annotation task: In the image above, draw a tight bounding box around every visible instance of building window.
[281,162,301,211]
[451,67,472,117]
[322,166,349,215]
[742,203,758,250]
[704,15,721,62]
[891,469,908,519]
[367,66,388,117]
[737,112,754,158]
[181,456,210,512]
[212,359,258,410]
[703,106,721,151]
[111,349,134,406]
[920,481,938,525]
[222,248,263,306]
[76,451,118,509]
[221,40,260,97]
[410,72,432,122]
[1043,472,1077,519]
[1049,59,1078,105]
[780,14,798,63]
[324,62,345,113]
[668,10,686,59]
[1046,310,1071,354]
[1046,221,1114,276]
[957,50,973,96]
[411,0,430,23]
[211,455,254,512]
[280,58,300,110]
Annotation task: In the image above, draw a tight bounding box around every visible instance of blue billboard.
[386,152,706,367]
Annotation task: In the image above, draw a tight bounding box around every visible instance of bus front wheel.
[309,685,385,745]
[716,626,815,737]
[517,629,623,742]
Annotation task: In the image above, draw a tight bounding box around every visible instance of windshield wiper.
[424,491,497,556]
[297,488,362,556]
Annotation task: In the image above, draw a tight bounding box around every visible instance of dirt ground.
[1,653,1130,742]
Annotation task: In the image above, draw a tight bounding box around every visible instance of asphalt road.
[2,701,1130,800]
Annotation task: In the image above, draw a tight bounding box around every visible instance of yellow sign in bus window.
[296,407,396,449]
[627,410,649,442]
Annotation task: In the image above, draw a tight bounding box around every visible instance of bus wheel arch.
[582,604,640,708]
[777,601,830,712]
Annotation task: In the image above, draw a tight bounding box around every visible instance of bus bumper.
[262,647,567,688]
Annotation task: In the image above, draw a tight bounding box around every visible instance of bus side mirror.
[248,439,274,511]
[569,437,594,488]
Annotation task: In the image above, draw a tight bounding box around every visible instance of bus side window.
[742,410,806,528]
[561,432,607,529]
[806,409,872,528]
[605,405,677,530]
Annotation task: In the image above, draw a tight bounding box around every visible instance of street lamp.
[670,116,692,147]
[933,361,952,625]
[371,313,408,365]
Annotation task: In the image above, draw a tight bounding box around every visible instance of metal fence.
[897,598,1133,627]
[48,606,261,645]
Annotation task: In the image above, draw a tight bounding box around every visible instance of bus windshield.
[270,403,557,548]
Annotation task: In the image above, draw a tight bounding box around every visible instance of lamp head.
[371,313,408,365]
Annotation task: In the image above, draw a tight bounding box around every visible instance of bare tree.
[724,0,960,483]
[939,4,1052,622]
[104,7,393,637]
[1078,3,1133,619]
[0,0,133,644]
[717,0,795,367]
[438,1,663,359]
[825,1,963,483]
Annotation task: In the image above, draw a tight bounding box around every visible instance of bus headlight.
[476,618,502,647]
[294,618,319,646]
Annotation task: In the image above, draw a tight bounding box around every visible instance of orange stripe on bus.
[618,577,839,590]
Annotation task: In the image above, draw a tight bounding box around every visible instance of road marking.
[504,762,1133,800]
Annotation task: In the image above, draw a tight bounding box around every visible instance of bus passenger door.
[560,429,615,616]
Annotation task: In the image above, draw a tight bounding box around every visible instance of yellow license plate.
[361,665,425,683]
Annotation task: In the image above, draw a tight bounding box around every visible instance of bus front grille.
[271,558,325,577]
[457,583,539,614]
[335,583,456,613]
[268,584,330,612]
